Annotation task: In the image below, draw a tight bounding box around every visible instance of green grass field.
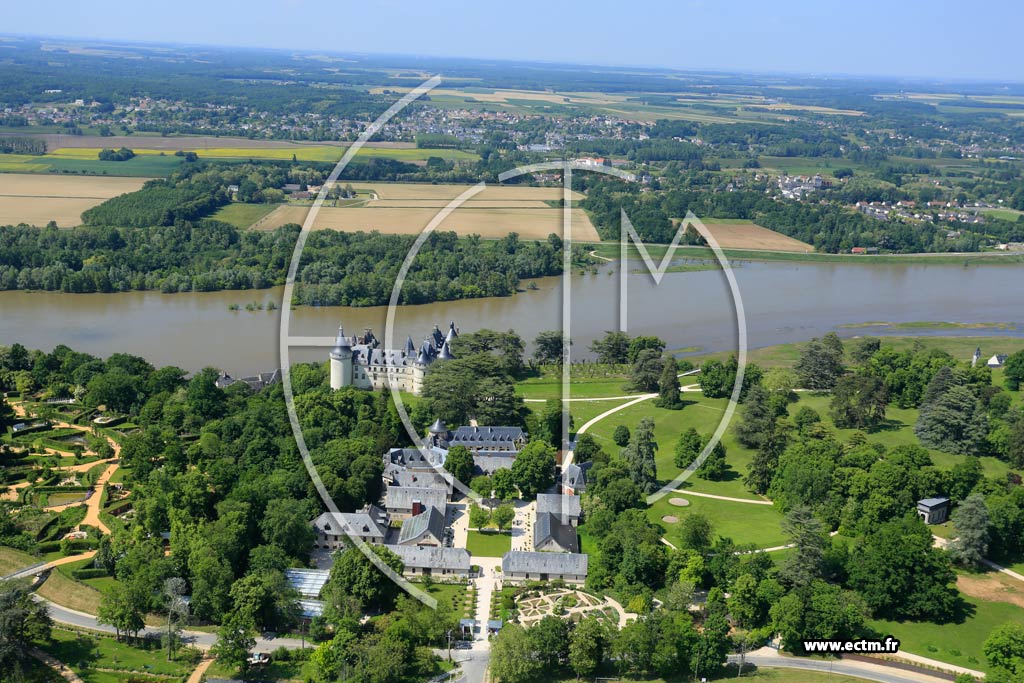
[466,530,512,557]
[650,494,788,549]
[208,202,278,228]
[39,627,199,682]
[869,595,1024,673]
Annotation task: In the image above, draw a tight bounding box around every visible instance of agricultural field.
[697,218,814,253]
[0,173,148,227]
[208,201,278,228]
[46,145,478,163]
[253,182,601,240]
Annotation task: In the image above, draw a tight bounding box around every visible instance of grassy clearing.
[650,494,788,549]
[208,202,277,228]
[868,595,1024,673]
[0,545,40,574]
[466,530,512,557]
[206,658,314,682]
[48,145,479,164]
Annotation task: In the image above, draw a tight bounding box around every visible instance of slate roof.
[398,506,446,545]
[536,493,582,520]
[918,497,950,508]
[534,512,579,553]
[502,551,588,576]
[384,486,446,512]
[312,506,388,539]
[473,454,517,475]
[392,468,454,493]
[562,463,588,492]
[450,426,526,449]
[385,447,444,470]
[387,544,471,572]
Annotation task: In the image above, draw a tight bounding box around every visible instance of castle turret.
[445,321,459,345]
[330,326,353,390]
[404,335,416,356]
[438,341,455,361]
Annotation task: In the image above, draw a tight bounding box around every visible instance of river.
[1,260,1022,375]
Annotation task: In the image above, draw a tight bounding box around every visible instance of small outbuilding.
[917,497,951,525]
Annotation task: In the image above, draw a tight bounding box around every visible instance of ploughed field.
[253,181,601,240]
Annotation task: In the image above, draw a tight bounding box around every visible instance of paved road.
[36,595,306,653]
[732,648,951,683]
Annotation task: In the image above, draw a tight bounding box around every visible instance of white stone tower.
[329,326,353,390]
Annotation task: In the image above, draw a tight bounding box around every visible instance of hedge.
[70,567,110,580]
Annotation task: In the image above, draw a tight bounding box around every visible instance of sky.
[4,0,1022,82]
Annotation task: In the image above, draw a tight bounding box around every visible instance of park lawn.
[0,545,40,574]
[419,581,471,617]
[209,202,278,228]
[868,595,1024,674]
[516,377,635,400]
[39,627,199,681]
[650,494,788,550]
[466,530,512,557]
[791,394,1015,479]
[582,396,765,500]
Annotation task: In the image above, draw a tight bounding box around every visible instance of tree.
[443,445,474,484]
[590,331,631,365]
[211,610,257,673]
[259,498,314,560]
[728,574,760,628]
[983,622,1024,681]
[323,544,404,612]
[510,441,556,498]
[533,331,567,365]
[735,384,776,449]
[530,615,570,668]
[97,585,145,642]
[627,336,666,363]
[830,374,888,429]
[612,425,631,447]
[469,504,490,530]
[186,367,227,421]
[492,468,518,500]
[691,590,731,679]
[915,381,987,455]
[621,418,658,494]
[794,336,845,390]
[163,577,189,661]
[629,349,663,392]
[673,428,702,469]
[654,355,683,409]
[678,513,713,553]
[493,504,516,531]
[848,515,958,620]
[778,506,827,588]
[573,433,604,464]
[0,582,52,681]
[1004,350,1024,391]
[951,493,990,568]
[569,617,609,679]
[490,623,542,683]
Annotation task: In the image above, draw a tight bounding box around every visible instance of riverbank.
[586,241,1024,266]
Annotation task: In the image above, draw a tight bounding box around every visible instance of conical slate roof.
[331,326,351,357]
[445,321,458,344]
[429,418,448,434]
[438,341,455,360]
[405,336,416,355]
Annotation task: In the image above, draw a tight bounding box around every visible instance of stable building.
[388,545,471,578]
[502,551,587,584]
